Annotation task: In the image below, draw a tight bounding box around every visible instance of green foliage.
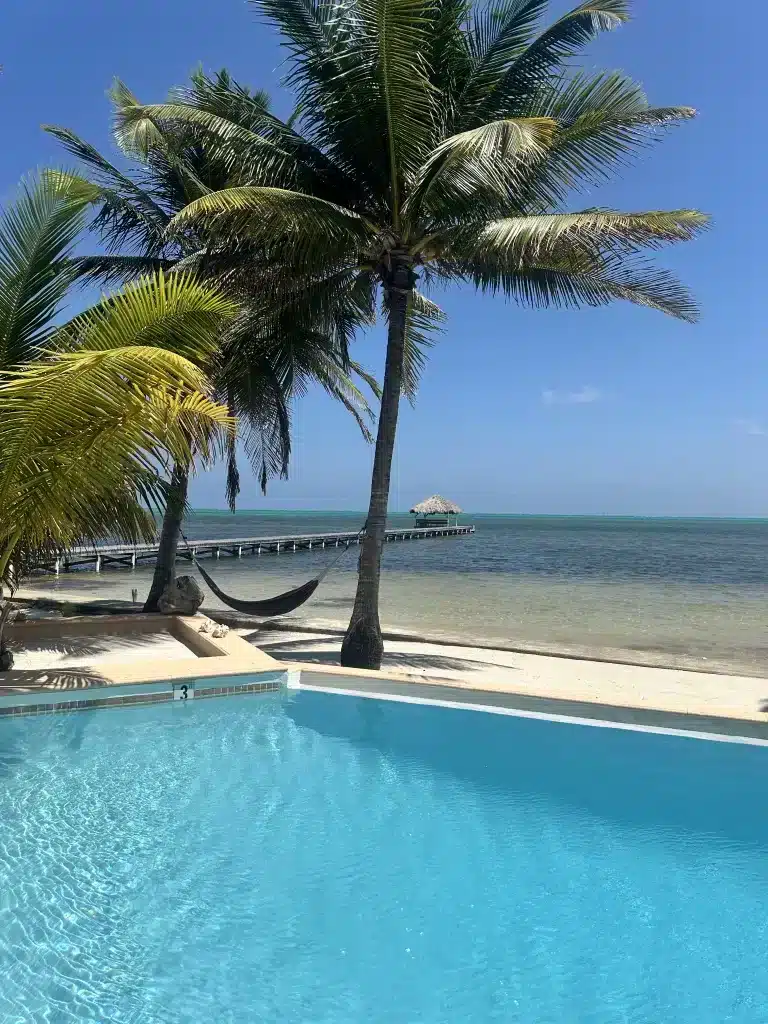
[127,0,708,663]
[47,77,379,506]
[0,176,235,589]
[144,0,705,328]
[6,0,708,663]
[0,173,90,367]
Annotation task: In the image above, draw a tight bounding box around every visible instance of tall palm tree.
[121,0,708,667]
[0,175,235,662]
[46,70,378,611]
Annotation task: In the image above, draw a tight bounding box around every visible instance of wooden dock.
[36,524,475,574]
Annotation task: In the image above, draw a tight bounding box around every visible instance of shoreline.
[4,598,768,735]
[14,585,768,680]
[234,615,766,679]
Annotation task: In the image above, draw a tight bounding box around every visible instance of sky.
[2,0,766,516]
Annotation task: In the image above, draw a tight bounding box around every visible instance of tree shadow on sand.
[0,667,109,692]
[246,631,513,678]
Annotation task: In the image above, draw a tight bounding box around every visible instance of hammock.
[183,527,363,618]
[194,559,321,617]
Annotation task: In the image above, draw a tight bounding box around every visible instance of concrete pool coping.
[2,613,768,738]
[291,664,768,742]
[0,614,287,713]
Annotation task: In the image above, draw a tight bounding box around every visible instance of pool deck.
[0,615,282,694]
[252,627,768,739]
[2,613,768,738]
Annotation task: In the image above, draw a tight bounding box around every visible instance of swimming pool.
[1,687,767,1022]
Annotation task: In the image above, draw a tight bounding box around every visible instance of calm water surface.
[24,513,768,672]
[2,691,768,1022]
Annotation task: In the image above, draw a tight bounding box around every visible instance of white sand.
[244,626,768,726]
[6,600,768,728]
[9,631,195,673]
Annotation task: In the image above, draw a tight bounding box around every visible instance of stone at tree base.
[157,575,204,615]
[0,606,27,624]
[0,648,14,671]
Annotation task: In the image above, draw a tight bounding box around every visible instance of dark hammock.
[186,528,363,617]
[194,559,322,617]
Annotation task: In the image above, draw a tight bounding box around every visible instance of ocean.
[23,512,768,674]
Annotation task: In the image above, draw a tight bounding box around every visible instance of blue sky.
[2,0,765,515]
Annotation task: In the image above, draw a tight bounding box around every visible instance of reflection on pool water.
[1,689,767,1022]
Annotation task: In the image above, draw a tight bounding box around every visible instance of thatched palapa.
[409,495,463,515]
[410,495,463,527]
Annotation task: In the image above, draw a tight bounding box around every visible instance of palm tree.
[0,175,236,664]
[46,70,378,612]
[120,0,708,668]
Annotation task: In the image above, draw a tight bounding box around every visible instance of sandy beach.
[8,595,768,735]
[20,512,768,678]
[243,625,768,729]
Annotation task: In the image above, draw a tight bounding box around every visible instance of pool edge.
[289,663,768,743]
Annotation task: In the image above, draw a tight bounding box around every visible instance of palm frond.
[249,0,365,149]
[305,347,378,440]
[455,0,550,124]
[401,290,446,403]
[348,358,382,401]
[252,0,438,206]
[108,78,170,159]
[212,280,379,495]
[251,0,343,65]
[0,344,231,583]
[225,387,242,510]
[226,449,242,510]
[464,249,701,322]
[466,0,630,126]
[227,357,293,494]
[427,0,473,119]
[54,269,239,364]
[180,67,272,129]
[115,102,293,181]
[67,254,176,287]
[405,115,556,223]
[170,186,377,270]
[43,126,170,234]
[464,208,709,264]
[40,169,103,205]
[0,270,239,585]
[114,90,355,203]
[520,71,696,203]
[355,0,441,211]
[0,174,90,368]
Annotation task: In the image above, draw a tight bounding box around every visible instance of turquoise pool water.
[1,691,768,1023]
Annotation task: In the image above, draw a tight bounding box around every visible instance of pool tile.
[0,673,284,716]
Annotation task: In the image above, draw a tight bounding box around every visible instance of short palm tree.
[121,0,708,667]
[0,175,235,662]
[47,70,378,610]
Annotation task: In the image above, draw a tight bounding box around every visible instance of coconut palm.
[46,70,378,611]
[0,175,235,662]
[119,0,708,667]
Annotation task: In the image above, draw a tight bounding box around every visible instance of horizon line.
[186,508,768,521]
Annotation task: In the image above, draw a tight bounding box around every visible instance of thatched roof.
[409,494,463,515]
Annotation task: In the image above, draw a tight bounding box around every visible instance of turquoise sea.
[24,512,768,674]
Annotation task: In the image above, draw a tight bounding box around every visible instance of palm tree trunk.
[340,264,412,669]
[143,464,189,612]
[0,600,14,670]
